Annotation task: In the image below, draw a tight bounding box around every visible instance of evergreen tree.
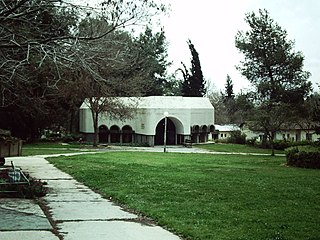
[235,9,312,155]
[224,75,235,100]
[135,27,170,96]
[181,40,206,97]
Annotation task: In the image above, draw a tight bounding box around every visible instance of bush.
[259,140,313,150]
[246,138,257,146]
[227,131,246,144]
[286,146,320,169]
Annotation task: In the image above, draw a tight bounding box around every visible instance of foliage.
[286,146,320,169]
[196,143,284,154]
[208,90,253,125]
[48,152,320,240]
[223,75,235,101]
[180,40,206,97]
[235,9,312,155]
[294,92,320,136]
[0,0,168,140]
[135,27,171,96]
[227,130,246,144]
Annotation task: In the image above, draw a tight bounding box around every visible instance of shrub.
[286,146,320,169]
[246,138,257,146]
[227,131,246,144]
[261,140,313,150]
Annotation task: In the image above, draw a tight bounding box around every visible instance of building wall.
[79,96,215,145]
[241,127,320,142]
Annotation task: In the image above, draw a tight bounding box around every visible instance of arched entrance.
[122,125,133,143]
[98,125,108,143]
[200,125,208,143]
[155,118,176,145]
[191,125,200,143]
[110,125,120,143]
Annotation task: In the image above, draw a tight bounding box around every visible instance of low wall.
[0,140,23,157]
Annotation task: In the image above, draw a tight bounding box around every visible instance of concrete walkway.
[1,154,182,240]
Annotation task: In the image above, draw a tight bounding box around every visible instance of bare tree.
[0,0,167,139]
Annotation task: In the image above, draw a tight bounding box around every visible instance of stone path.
[1,154,181,240]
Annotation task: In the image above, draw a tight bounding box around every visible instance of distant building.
[79,96,215,146]
[240,122,320,142]
[214,124,240,141]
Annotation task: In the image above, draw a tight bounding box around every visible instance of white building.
[79,96,215,146]
[214,124,241,140]
[240,122,320,142]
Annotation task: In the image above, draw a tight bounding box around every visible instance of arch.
[193,125,200,133]
[201,125,208,133]
[98,125,109,143]
[209,125,215,132]
[122,125,133,144]
[155,117,177,145]
[110,125,120,143]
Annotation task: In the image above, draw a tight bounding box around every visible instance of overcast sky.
[161,0,320,93]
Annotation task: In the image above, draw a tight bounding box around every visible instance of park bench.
[183,139,192,148]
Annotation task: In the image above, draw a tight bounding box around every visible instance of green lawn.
[22,142,97,156]
[48,152,320,240]
[195,143,285,155]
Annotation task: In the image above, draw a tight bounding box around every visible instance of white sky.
[160,0,320,93]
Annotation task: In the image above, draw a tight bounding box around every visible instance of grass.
[195,143,285,155]
[48,152,320,240]
[22,142,97,156]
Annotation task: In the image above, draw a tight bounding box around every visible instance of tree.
[222,75,236,122]
[69,19,161,146]
[235,9,312,155]
[135,27,171,96]
[181,40,206,97]
[0,0,167,139]
[208,90,228,124]
[299,93,320,136]
[224,75,235,100]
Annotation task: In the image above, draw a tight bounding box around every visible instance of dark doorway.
[122,125,133,143]
[98,125,108,143]
[155,118,176,145]
[110,125,120,143]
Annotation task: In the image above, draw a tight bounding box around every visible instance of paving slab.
[58,221,181,240]
[48,201,137,221]
[0,231,59,240]
[0,199,51,231]
[43,179,105,202]
[45,190,104,202]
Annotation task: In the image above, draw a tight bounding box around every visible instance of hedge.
[286,146,320,169]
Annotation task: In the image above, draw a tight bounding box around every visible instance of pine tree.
[235,9,312,155]
[224,75,234,100]
[181,40,206,97]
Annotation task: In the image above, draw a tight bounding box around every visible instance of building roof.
[80,96,214,110]
[215,124,240,132]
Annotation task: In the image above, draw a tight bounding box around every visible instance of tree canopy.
[235,9,312,155]
[0,0,168,139]
[180,40,206,97]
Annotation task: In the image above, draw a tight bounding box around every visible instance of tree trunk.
[91,110,99,147]
[270,132,275,156]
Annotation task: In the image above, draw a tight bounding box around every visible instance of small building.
[240,122,320,142]
[214,124,241,141]
[79,96,215,146]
